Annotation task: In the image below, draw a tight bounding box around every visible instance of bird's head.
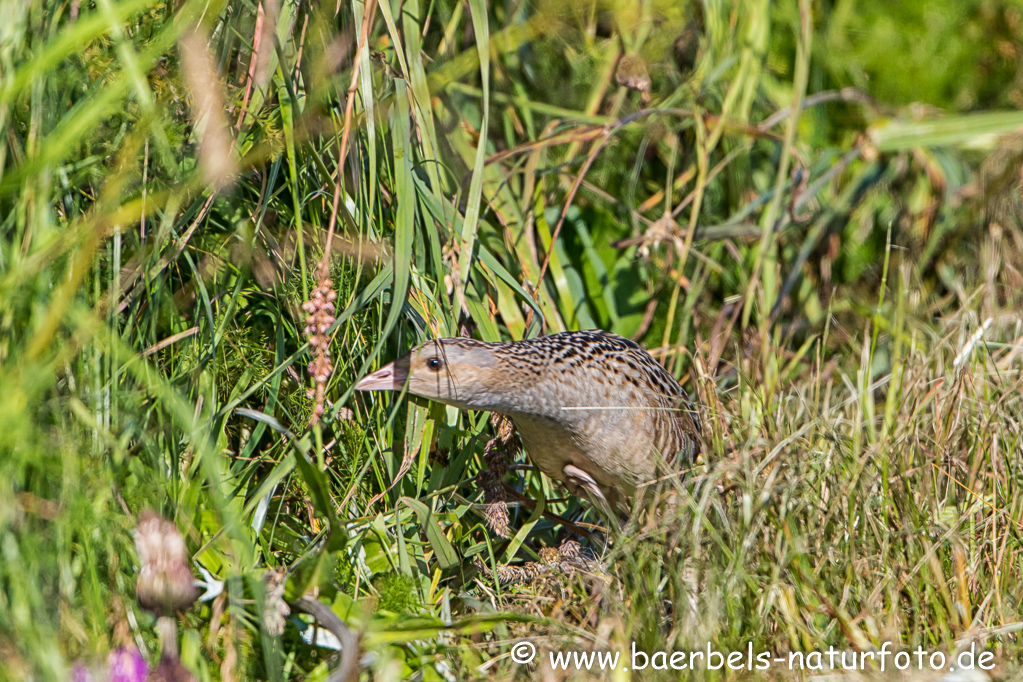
[354,339,507,411]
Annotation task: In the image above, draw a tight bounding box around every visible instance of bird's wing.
[673,394,702,468]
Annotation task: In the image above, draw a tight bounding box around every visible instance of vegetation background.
[2,0,1023,679]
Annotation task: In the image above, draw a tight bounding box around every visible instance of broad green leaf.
[870,110,1023,151]
[381,80,415,340]
[352,0,378,213]
[457,0,491,284]
[501,487,544,564]
[401,497,460,571]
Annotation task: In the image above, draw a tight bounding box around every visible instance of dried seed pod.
[262,567,291,637]
[615,54,652,103]
[135,511,198,616]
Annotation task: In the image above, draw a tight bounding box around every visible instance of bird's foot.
[562,464,603,501]
[563,464,619,522]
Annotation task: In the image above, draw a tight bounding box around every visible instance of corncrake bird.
[354,330,701,515]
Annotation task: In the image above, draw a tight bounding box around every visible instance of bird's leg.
[562,464,602,500]
[563,464,617,521]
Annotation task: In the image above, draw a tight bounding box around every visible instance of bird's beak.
[353,361,408,392]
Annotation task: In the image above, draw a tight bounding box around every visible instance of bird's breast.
[488,352,689,505]
[507,402,656,503]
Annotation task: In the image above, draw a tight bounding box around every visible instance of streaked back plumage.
[356,330,702,513]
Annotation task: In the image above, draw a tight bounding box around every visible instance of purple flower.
[70,648,147,682]
[71,662,93,682]
[107,648,148,682]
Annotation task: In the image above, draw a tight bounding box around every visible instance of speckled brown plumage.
[355,330,702,513]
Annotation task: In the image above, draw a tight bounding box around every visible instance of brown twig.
[291,597,360,682]
[319,0,378,273]
[141,327,199,357]
[235,2,266,130]
[532,132,612,305]
[365,438,422,510]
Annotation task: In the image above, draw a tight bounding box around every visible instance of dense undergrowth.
[2,0,1023,679]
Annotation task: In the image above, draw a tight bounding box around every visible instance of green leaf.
[457,0,492,284]
[869,110,1023,151]
[382,80,415,341]
[400,497,460,570]
[502,487,544,564]
[0,0,157,106]
[291,436,346,550]
[352,0,378,213]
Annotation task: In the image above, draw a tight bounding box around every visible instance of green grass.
[1,0,1022,679]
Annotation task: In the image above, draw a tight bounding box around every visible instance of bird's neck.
[451,384,555,418]
[445,365,569,422]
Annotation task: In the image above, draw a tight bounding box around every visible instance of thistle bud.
[134,511,198,616]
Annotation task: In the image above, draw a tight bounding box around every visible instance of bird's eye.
[426,357,444,372]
